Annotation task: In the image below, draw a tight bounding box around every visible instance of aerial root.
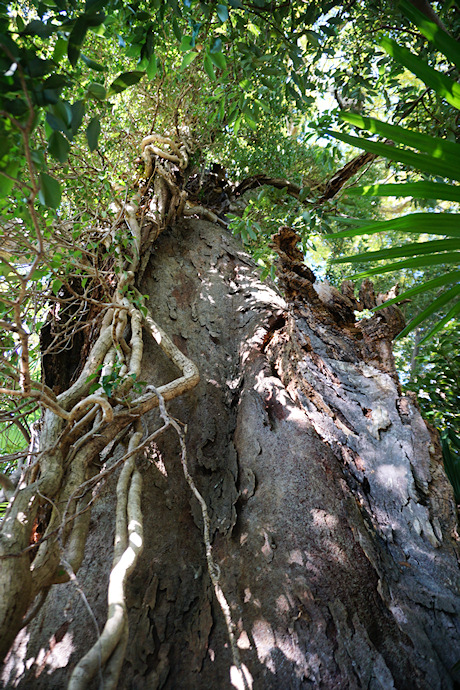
[68,395,114,425]
[0,127,228,684]
[183,204,228,227]
[67,422,144,690]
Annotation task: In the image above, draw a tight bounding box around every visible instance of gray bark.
[2,218,459,689]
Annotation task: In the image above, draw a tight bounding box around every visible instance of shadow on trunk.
[2,218,459,689]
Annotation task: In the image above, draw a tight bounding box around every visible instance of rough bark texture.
[3,219,460,689]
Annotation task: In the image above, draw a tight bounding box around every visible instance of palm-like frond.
[326,6,460,341]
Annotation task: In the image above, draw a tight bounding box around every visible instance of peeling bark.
[3,218,459,689]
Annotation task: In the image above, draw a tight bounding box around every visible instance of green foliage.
[442,429,460,504]
[326,9,460,341]
[332,113,460,179]
[402,320,460,504]
[393,314,460,504]
[406,322,459,427]
[227,192,276,279]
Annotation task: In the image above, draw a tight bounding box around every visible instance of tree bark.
[2,218,459,689]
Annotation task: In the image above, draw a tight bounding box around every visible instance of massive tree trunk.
[2,217,460,689]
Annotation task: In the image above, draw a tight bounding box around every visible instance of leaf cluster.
[326,2,460,342]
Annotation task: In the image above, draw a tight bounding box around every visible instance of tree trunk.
[2,218,459,689]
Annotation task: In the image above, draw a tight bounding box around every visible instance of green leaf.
[31,267,51,281]
[374,271,460,309]
[48,130,70,163]
[400,0,460,70]
[86,116,101,151]
[299,186,310,201]
[22,20,57,38]
[43,74,69,91]
[346,252,460,280]
[209,51,226,70]
[67,13,105,67]
[0,161,20,196]
[210,38,222,54]
[53,100,72,127]
[441,433,460,502]
[81,54,105,71]
[34,80,59,106]
[172,18,182,41]
[70,100,85,135]
[27,58,54,78]
[67,16,89,67]
[52,278,63,295]
[204,55,216,81]
[397,286,460,339]
[0,262,13,277]
[327,216,373,227]
[38,172,61,209]
[85,0,111,11]
[217,4,229,22]
[233,114,242,135]
[146,54,158,80]
[447,429,460,453]
[332,238,460,265]
[380,36,460,110]
[247,225,257,240]
[180,36,194,52]
[327,129,460,181]
[126,44,142,59]
[345,182,460,203]
[52,38,67,63]
[86,82,106,100]
[304,30,321,47]
[31,150,45,167]
[421,300,460,342]
[325,213,460,239]
[108,71,144,95]
[46,112,69,137]
[180,52,198,70]
[339,112,460,176]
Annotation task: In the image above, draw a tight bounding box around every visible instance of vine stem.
[152,385,253,690]
[67,421,144,690]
